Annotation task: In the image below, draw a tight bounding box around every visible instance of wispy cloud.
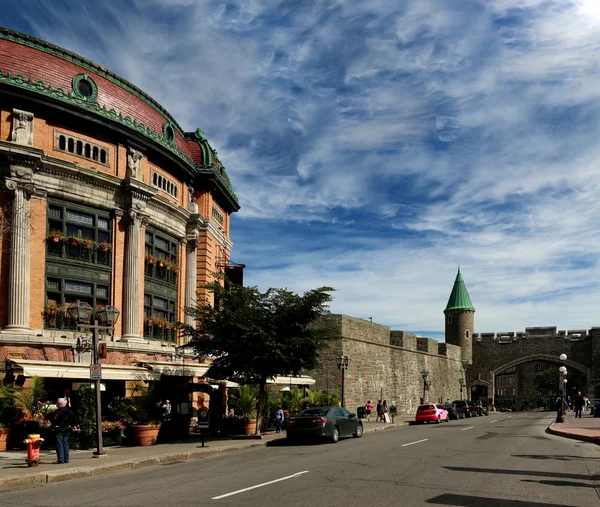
[6,0,600,334]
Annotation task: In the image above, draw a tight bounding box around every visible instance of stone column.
[121,210,147,342]
[185,238,197,326]
[3,182,31,332]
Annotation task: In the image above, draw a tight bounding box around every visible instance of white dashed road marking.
[211,471,309,500]
[461,426,475,431]
[401,439,429,447]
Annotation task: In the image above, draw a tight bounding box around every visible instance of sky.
[3,0,600,339]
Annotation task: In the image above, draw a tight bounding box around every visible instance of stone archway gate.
[468,327,600,403]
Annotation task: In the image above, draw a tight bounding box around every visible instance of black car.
[286,406,363,443]
[443,403,465,420]
[452,400,472,418]
[472,400,488,416]
[468,401,480,416]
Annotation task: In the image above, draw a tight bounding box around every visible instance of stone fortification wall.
[310,315,464,415]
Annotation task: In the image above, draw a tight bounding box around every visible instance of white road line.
[211,471,309,500]
[506,416,512,419]
[401,439,429,447]
[461,426,475,431]
[490,420,499,423]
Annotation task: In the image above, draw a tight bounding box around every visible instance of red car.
[415,403,449,424]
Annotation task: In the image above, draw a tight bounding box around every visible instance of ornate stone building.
[0,28,240,411]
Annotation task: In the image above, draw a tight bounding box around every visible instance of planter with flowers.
[229,385,259,435]
[102,420,127,446]
[46,230,64,243]
[97,242,111,253]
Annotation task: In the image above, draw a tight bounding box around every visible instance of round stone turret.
[444,268,475,365]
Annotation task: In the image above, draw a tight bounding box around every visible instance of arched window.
[84,143,91,158]
[68,138,75,153]
[92,146,99,161]
[76,140,83,156]
[58,135,66,150]
[100,149,107,164]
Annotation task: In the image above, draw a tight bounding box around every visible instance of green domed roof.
[445,268,475,312]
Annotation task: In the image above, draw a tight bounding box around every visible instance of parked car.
[285,406,363,443]
[415,403,449,424]
[443,402,465,420]
[452,400,472,418]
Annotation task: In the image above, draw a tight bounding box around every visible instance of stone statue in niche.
[188,186,198,213]
[126,147,143,180]
[11,109,34,146]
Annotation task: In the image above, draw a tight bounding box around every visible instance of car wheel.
[353,424,363,438]
[446,414,450,422]
[436,415,441,424]
[331,426,339,443]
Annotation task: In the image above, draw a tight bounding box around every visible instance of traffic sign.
[90,363,102,380]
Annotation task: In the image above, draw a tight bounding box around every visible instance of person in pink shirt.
[365,400,374,422]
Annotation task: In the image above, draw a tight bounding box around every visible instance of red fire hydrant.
[23,434,44,467]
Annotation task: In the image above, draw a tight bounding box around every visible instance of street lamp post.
[459,378,465,400]
[337,355,351,408]
[421,369,430,403]
[557,354,567,423]
[68,301,120,457]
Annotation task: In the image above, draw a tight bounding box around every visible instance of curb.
[546,421,600,445]
[0,440,270,492]
[0,422,413,491]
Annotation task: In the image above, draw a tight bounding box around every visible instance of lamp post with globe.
[556,354,567,423]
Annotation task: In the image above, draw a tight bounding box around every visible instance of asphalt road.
[1,412,599,507]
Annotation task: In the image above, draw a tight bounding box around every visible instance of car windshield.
[299,408,329,417]
[418,405,435,410]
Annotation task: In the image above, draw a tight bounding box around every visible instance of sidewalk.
[546,411,600,445]
[0,417,413,491]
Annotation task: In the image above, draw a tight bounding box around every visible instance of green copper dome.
[445,268,475,312]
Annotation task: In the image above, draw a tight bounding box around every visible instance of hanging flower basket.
[83,241,93,249]
[98,242,111,252]
[146,255,155,265]
[158,260,165,268]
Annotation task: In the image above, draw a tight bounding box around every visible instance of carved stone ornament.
[11,109,34,146]
[188,186,198,213]
[124,208,148,226]
[126,147,143,180]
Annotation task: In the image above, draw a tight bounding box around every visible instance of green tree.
[181,281,335,435]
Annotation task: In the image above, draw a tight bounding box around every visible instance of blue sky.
[4,0,600,338]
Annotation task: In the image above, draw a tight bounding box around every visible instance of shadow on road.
[521,479,596,488]
[426,493,576,507]
[514,454,600,461]
[443,465,599,482]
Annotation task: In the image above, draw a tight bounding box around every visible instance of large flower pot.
[131,424,161,446]
[0,428,10,452]
[243,419,257,436]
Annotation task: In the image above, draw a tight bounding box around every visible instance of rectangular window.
[44,278,109,330]
[143,293,177,342]
[46,201,112,266]
[212,205,224,226]
[144,229,178,286]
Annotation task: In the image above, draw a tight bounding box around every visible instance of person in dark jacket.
[573,392,585,418]
[52,398,75,464]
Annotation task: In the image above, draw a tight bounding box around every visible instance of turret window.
[465,330,470,338]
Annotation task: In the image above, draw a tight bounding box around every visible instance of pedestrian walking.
[376,400,383,423]
[162,400,172,421]
[365,400,374,422]
[275,405,285,433]
[51,398,74,464]
[382,400,389,423]
[573,392,584,418]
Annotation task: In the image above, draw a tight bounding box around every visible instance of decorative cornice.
[0,27,239,208]
[0,27,185,136]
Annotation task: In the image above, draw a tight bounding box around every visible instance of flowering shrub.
[21,411,52,429]
[71,425,81,433]
[101,420,127,438]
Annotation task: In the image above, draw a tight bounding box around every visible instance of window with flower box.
[143,294,177,342]
[144,228,179,342]
[46,201,112,266]
[44,278,110,330]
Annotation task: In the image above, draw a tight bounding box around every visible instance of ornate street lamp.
[556,354,567,423]
[337,355,351,408]
[69,300,120,457]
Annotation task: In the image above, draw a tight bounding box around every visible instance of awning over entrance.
[137,360,210,377]
[6,359,161,381]
[267,375,316,386]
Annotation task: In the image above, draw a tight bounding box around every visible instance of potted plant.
[229,385,258,435]
[130,387,162,446]
[46,230,64,243]
[97,241,111,253]
[82,239,94,250]
[67,234,82,247]
[157,259,165,269]
[145,254,154,265]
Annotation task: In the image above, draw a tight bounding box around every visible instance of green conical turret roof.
[445,268,475,312]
